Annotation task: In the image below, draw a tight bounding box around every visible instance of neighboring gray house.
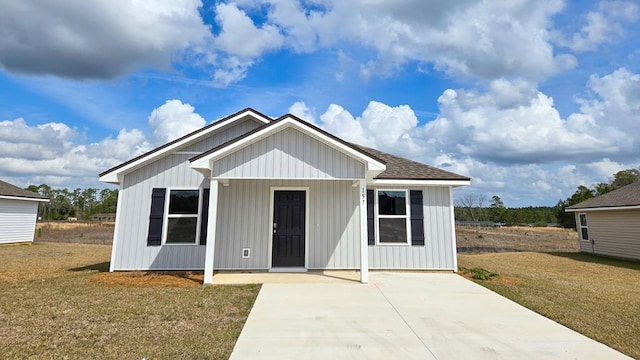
[99,108,470,284]
[566,181,640,261]
[0,180,49,244]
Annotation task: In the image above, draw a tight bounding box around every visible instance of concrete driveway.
[229,272,630,359]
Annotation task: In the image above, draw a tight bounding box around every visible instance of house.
[91,213,116,221]
[99,108,470,284]
[0,180,49,244]
[566,181,640,261]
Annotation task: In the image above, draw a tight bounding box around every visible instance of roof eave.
[369,179,471,187]
[190,116,387,174]
[99,108,272,182]
[0,195,50,202]
[566,204,640,212]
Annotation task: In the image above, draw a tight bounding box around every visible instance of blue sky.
[1,0,639,207]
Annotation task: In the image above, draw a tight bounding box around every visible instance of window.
[377,190,410,244]
[579,213,589,241]
[166,190,200,244]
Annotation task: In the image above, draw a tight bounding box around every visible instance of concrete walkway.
[230,272,630,360]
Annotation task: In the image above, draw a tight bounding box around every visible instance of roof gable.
[0,180,49,201]
[190,114,386,177]
[567,181,640,210]
[99,108,272,184]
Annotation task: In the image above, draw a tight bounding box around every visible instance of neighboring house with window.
[99,108,470,283]
[566,180,640,261]
[0,180,49,244]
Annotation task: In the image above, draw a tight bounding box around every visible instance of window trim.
[578,213,589,242]
[374,189,411,246]
[162,188,203,245]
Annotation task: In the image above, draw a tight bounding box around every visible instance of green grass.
[0,243,260,359]
[458,252,640,359]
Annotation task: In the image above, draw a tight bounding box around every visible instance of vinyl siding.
[0,198,39,244]
[212,127,365,179]
[214,179,360,269]
[575,210,640,261]
[181,118,261,153]
[368,186,456,270]
[110,119,264,270]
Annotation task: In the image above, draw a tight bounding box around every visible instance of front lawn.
[0,243,260,359]
[458,252,640,359]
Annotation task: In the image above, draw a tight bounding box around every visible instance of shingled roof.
[0,180,48,200]
[567,181,640,210]
[352,145,470,181]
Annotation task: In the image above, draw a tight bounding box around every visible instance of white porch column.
[203,179,219,285]
[359,179,369,284]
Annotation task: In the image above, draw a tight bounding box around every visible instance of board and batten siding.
[0,198,39,244]
[110,119,264,270]
[214,179,360,269]
[211,127,365,179]
[576,210,640,261]
[181,118,262,153]
[368,186,456,270]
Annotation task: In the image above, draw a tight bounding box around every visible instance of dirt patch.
[89,271,204,288]
[456,226,579,253]
[35,221,114,245]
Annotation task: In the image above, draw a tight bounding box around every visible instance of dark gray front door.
[272,191,305,267]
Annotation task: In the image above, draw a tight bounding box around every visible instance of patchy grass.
[458,252,640,359]
[35,221,114,245]
[457,225,579,253]
[0,242,260,359]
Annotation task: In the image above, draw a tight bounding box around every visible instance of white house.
[566,181,640,261]
[0,180,49,244]
[99,108,470,284]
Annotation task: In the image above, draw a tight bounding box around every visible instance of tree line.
[25,184,118,221]
[455,194,556,226]
[554,169,640,228]
[456,168,640,228]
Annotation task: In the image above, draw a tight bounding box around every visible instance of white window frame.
[163,188,202,245]
[375,189,411,246]
[578,213,589,242]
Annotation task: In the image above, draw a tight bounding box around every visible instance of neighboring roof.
[0,180,48,201]
[353,145,471,182]
[99,108,272,184]
[567,181,640,211]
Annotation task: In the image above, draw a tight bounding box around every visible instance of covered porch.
[189,115,387,285]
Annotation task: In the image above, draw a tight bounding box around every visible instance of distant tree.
[610,169,640,189]
[456,193,487,222]
[488,195,506,222]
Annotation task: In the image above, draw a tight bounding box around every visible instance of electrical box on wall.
[242,248,250,259]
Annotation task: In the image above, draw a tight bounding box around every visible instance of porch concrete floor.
[229,272,630,360]
[211,270,362,284]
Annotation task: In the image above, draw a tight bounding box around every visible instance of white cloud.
[0,0,211,79]
[0,117,151,185]
[239,0,574,82]
[148,100,206,145]
[288,102,317,124]
[568,1,639,51]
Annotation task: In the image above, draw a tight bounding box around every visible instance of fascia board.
[0,195,50,202]
[369,179,471,187]
[191,118,387,172]
[566,205,640,212]
[100,110,269,184]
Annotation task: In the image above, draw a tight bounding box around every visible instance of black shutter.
[410,190,425,246]
[367,189,375,245]
[199,188,210,245]
[147,188,166,246]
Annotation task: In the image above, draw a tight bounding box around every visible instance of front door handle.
[273,222,277,233]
